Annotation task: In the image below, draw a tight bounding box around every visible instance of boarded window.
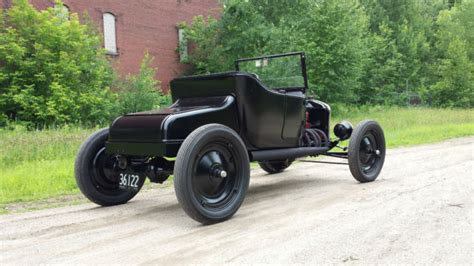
[103,13,117,55]
[178,28,188,62]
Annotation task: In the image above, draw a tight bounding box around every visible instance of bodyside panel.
[172,72,305,149]
[233,76,287,148]
[282,93,306,141]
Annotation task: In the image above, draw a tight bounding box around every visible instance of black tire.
[258,159,294,174]
[173,124,250,225]
[348,120,386,183]
[74,128,145,206]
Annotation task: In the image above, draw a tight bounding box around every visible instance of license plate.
[118,172,142,190]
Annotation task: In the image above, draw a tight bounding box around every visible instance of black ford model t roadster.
[75,52,385,224]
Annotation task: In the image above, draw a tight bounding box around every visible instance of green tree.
[183,0,370,103]
[182,1,276,74]
[429,0,474,107]
[357,23,405,104]
[0,0,116,127]
[360,0,437,104]
[290,0,370,103]
[115,52,170,114]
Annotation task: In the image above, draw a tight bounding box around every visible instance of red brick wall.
[4,0,221,92]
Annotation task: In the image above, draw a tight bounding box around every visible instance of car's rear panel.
[106,96,239,157]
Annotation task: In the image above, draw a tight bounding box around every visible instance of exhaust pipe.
[250,147,330,161]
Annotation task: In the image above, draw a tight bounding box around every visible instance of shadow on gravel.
[73,174,347,224]
[247,174,347,197]
[15,170,352,230]
[139,174,347,220]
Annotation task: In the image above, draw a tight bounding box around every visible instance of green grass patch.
[333,107,474,148]
[0,107,473,206]
[0,127,95,205]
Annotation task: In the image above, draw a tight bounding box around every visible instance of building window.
[103,13,117,55]
[178,28,188,62]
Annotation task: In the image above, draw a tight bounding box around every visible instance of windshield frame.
[235,51,308,93]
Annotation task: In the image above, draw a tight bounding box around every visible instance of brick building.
[2,0,221,91]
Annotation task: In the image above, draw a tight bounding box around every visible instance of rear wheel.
[348,120,386,183]
[174,124,250,224]
[74,128,145,206]
[258,159,294,174]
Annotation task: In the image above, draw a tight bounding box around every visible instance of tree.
[429,0,474,107]
[0,0,116,127]
[115,52,170,114]
[183,0,370,103]
[296,0,370,103]
[182,1,277,74]
[359,0,437,104]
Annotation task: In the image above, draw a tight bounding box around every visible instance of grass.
[0,107,473,207]
[332,107,474,147]
[0,127,96,205]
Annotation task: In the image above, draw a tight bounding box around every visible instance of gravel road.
[1,137,472,264]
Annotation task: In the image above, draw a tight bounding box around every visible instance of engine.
[302,99,331,148]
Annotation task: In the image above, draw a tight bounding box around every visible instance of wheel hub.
[359,132,379,171]
[91,148,125,193]
[212,168,227,178]
[193,144,238,206]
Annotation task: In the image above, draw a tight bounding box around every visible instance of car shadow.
[77,171,350,227]
[130,173,348,221]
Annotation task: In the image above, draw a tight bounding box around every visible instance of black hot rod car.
[75,52,385,224]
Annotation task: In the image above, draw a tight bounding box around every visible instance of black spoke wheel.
[348,120,386,183]
[75,128,145,206]
[258,159,294,174]
[174,124,250,224]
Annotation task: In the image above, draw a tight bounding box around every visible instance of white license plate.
[119,172,141,190]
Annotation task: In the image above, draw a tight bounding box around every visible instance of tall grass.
[0,127,96,204]
[0,107,473,205]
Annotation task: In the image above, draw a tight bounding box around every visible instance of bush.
[114,53,170,114]
[0,0,117,127]
[0,113,8,128]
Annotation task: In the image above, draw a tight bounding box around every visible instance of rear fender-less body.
[106,72,306,157]
[106,96,238,156]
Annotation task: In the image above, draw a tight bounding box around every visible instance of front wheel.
[74,128,145,206]
[348,120,386,183]
[173,124,250,225]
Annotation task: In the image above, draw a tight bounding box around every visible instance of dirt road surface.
[1,138,472,264]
